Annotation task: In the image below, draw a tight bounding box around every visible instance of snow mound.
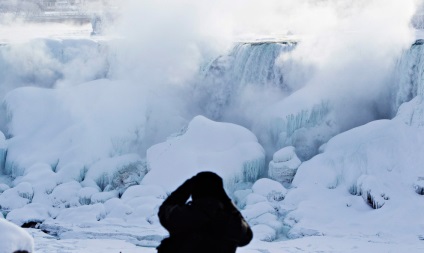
[0,218,34,253]
[84,154,147,193]
[6,203,51,227]
[0,182,33,212]
[143,115,266,193]
[268,146,301,185]
[252,178,287,202]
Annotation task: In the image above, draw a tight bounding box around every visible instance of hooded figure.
[157,172,253,253]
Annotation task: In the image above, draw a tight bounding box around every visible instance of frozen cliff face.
[143,115,266,194]
[0,218,34,253]
[193,41,296,120]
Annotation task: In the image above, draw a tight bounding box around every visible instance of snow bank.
[283,100,424,238]
[143,115,266,193]
[0,218,34,253]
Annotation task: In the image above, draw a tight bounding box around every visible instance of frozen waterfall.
[193,41,296,120]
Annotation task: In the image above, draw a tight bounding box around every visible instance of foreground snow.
[29,227,424,253]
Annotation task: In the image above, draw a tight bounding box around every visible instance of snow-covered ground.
[1,1,424,252]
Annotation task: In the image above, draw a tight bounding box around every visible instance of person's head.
[191,171,229,201]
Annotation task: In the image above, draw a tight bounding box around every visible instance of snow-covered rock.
[6,203,51,227]
[143,115,266,193]
[49,181,81,208]
[252,178,287,202]
[0,182,33,212]
[0,218,34,253]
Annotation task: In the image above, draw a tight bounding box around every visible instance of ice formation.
[268,146,301,185]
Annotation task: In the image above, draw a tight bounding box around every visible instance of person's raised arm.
[158,177,194,230]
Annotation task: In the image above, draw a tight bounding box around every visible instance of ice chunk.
[268,146,301,185]
[143,115,265,193]
[0,218,34,253]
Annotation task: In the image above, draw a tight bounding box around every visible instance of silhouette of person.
[157,171,253,253]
